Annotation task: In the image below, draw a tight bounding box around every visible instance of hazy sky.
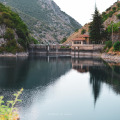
[53,0,117,25]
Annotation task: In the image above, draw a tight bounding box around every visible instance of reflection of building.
[72,58,120,106]
[72,59,89,73]
[72,58,103,105]
[72,58,104,73]
[73,64,89,73]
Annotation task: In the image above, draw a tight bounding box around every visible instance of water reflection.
[0,56,120,120]
[0,57,120,104]
[72,58,120,104]
[0,56,71,89]
[0,56,72,108]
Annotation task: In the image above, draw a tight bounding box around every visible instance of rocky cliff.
[0,3,36,53]
[0,0,82,43]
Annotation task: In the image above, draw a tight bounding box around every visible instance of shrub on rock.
[113,41,120,51]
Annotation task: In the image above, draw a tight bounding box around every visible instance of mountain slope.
[64,23,90,45]
[65,1,120,44]
[0,3,37,53]
[0,0,82,43]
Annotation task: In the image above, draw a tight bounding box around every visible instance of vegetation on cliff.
[104,40,120,53]
[0,3,38,53]
[60,37,67,44]
[107,21,120,33]
[0,0,81,43]
[66,1,120,44]
[102,2,120,22]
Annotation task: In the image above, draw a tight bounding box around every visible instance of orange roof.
[72,34,90,41]
[72,38,86,41]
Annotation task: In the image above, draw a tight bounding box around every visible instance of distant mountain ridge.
[0,0,82,43]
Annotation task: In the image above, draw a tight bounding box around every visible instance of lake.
[0,56,120,120]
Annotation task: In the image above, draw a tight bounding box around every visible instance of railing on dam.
[29,44,105,56]
[29,44,71,55]
[71,44,105,51]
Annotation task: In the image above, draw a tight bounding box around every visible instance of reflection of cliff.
[72,58,120,104]
[0,56,72,108]
[0,56,71,89]
[0,57,30,88]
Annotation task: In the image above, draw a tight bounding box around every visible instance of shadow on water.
[72,58,120,105]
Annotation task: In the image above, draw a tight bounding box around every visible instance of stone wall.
[71,44,105,50]
[29,44,104,57]
[101,53,120,63]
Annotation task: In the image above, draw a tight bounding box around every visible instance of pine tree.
[89,7,104,44]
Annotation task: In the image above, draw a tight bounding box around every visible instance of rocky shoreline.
[0,52,120,63]
[0,52,29,57]
[101,53,120,63]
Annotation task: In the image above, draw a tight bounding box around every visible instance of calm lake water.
[0,56,120,120]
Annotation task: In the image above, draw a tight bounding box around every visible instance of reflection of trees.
[0,56,71,89]
[72,58,120,104]
[0,57,30,89]
[90,64,120,104]
[105,65,120,95]
[89,66,108,104]
[113,66,120,74]
[0,56,72,107]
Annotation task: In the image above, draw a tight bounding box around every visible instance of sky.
[53,0,118,26]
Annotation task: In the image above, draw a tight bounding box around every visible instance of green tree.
[116,14,120,19]
[75,29,79,32]
[81,29,86,34]
[60,37,67,43]
[113,41,120,51]
[4,28,15,40]
[89,8,104,44]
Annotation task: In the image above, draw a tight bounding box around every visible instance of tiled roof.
[72,34,90,41]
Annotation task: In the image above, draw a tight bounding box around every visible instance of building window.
[74,41,77,44]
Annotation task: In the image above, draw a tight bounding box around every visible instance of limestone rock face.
[0,38,5,45]
[1,0,82,43]
[0,25,6,36]
[0,25,6,46]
